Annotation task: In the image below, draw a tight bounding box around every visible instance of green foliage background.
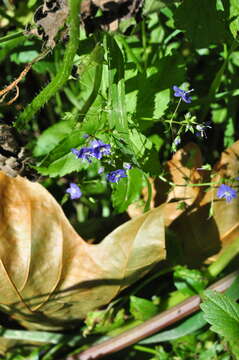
[1,0,239,358]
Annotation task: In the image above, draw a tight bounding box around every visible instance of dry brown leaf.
[81,0,143,32]
[200,140,239,259]
[28,0,69,48]
[166,141,239,266]
[0,171,165,330]
[128,142,204,224]
[128,142,239,267]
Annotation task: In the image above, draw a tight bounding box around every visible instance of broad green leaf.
[201,290,239,341]
[106,35,129,141]
[174,0,226,48]
[37,130,85,167]
[130,296,158,321]
[33,117,76,157]
[0,171,166,331]
[74,44,104,118]
[37,152,87,177]
[140,311,207,344]
[112,168,145,213]
[126,55,186,120]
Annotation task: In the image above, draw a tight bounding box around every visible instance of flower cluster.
[66,137,132,199]
[71,139,111,163]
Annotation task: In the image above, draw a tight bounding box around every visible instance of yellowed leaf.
[0,172,165,330]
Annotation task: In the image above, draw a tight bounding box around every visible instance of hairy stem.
[16,0,81,128]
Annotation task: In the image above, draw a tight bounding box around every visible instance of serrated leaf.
[106,35,129,141]
[0,171,165,332]
[174,0,226,48]
[201,290,239,341]
[126,55,186,120]
[37,152,87,177]
[33,118,76,157]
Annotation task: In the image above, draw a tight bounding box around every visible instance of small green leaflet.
[130,296,158,321]
[201,290,239,341]
[174,266,208,296]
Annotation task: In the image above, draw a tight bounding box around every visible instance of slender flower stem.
[16,0,81,128]
[169,98,182,131]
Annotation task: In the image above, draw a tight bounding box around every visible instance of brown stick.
[0,49,50,105]
[67,270,239,360]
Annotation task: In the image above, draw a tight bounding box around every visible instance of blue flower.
[123,163,132,170]
[173,86,193,103]
[66,183,82,200]
[217,184,237,203]
[71,147,95,163]
[106,169,127,183]
[71,139,111,163]
[90,139,111,160]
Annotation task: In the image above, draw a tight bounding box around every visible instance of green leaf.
[126,55,186,120]
[201,290,239,341]
[174,266,208,296]
[37,152,86,177]
[106,35,129,141]
[130,296,158,321]
[84,308,125,335]
[229,0,239,38]
[38,129,85,168]
[129,128,153,159]
[112,168,145,213]
[33,116,76,157]
[174,0,226,48]
[224,117,235,147]
[10,50,39,64]
[139,312,207,344]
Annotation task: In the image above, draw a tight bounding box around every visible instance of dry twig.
[0,49,50,106]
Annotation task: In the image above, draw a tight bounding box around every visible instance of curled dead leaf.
[0,171,165,331]
[27,0,69,48]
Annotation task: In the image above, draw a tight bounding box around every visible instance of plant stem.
[208,237,239,278]
[16,0,81,128]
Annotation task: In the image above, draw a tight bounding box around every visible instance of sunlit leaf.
[0,172,166,331]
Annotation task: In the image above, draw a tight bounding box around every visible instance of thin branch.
[0,49,50,105]
[67,271,239,360]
